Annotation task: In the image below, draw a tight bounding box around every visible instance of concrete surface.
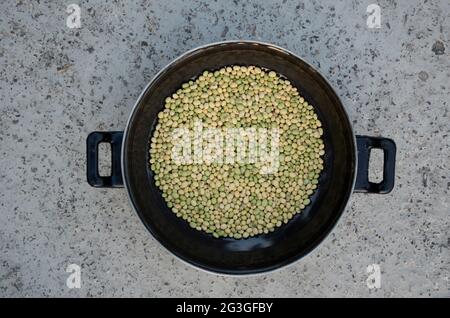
[0,0,449,297]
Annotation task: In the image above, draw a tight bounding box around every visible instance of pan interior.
[123,42,356,274]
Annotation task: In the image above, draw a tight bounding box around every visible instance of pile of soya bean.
[149,65,324,239]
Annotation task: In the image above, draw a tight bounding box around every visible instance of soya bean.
[150,66,325,239]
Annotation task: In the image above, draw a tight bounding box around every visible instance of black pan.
[86,41,396,275]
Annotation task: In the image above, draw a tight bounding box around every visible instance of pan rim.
[120,40,358,276]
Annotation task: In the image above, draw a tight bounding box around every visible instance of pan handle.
[354,135,396,194]
[86,131,124,188]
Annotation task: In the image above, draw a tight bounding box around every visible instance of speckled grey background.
[0,0,449,297]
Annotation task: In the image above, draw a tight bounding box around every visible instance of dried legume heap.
[150,66,324,239]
